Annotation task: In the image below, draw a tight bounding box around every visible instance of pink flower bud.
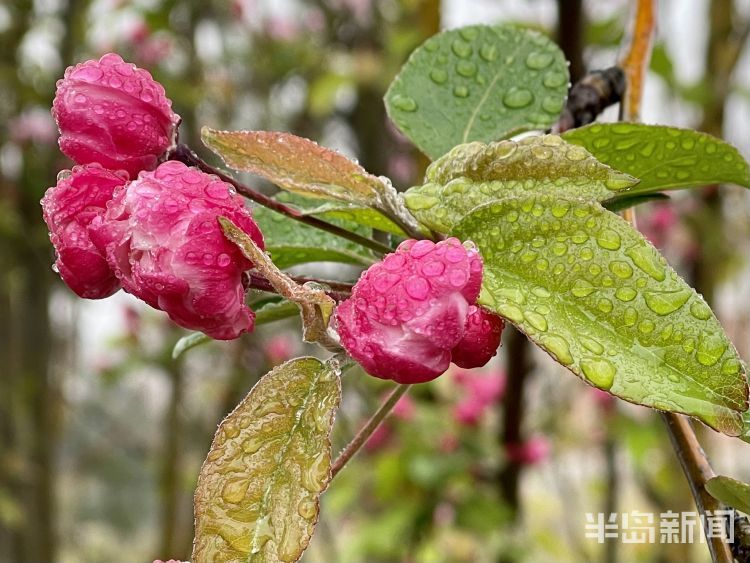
[90,161,264,340]
[505,435,550,465]
[41,164,128,298]
[335,238,483,383]
[450,306,504,369]
[53,53,180,177]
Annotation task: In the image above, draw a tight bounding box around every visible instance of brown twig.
[617,3,733,562]
[618,0,657,122]
[170,144,392,256]
[330,384,410,478]
[661,414,734,563]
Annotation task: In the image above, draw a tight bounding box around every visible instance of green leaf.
[453,195,749,435]
[302,203,407,237]
[254,300,300,325]
[705,476,750,514]
[193,356,342,563]
[252,198,376,269]
[172,332,210,359]
[202,127,387,206]
[171,301,302,359]
[385,24,570,159]
[404,135,637,232]
[603,193,670,213]
[741,408,750,443]
[562,124,750,194]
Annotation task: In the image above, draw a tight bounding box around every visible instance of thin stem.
[618,0,657,122]
[330,384,410,478]
[170,144,392,256]
[661,414,734,563]
[247,273,352,303]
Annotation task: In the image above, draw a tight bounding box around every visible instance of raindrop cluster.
[42,54,265,339]
[335,238,505,384]
[53,53,180,176]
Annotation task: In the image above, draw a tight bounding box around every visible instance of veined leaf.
[202,128,386,206]
[742,408,750,443]
[302,203,407,237]
[193,356,342,563]
[385,25,570,159]
[453,195,748,435]
[404,135,638,232]
[252,198,376,269]
[563,123,750,194]
[705,476,750,514]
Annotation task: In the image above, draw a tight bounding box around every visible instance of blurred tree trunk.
[689,0,749,301]
[0,1,87,560]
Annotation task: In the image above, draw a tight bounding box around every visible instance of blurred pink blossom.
[264,334,295,365]
[364,424,392,452]
[505,435,550,465]
[9,107,57,145]
[392,393,416,421]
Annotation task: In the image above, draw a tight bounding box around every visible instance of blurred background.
[2,0,750,562]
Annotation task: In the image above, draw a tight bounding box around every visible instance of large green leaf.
[252,197,376,269]
[404,135,638,232]
[705,476,750,514]
[453,195,748,435]
[193,357,342,563]
[202,128,386,206]
[563,124,750,194]
[385,25,570,159]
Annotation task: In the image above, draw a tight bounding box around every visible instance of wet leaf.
[404,134,638,232]
[603,193,670,213]
[705,476,750,514]
[385,24,569,159]
[202,128,386,205]
[453,195,749,435]
[252,202,376,268]
[563,124,750,193]
[193,356,342,563]
[302,203,407,237]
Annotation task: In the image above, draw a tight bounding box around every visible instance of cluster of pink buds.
[42,54,502,380]
[335,238,504,383]
[42,54,264,339]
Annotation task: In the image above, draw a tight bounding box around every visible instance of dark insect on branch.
[557,66,626,132]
